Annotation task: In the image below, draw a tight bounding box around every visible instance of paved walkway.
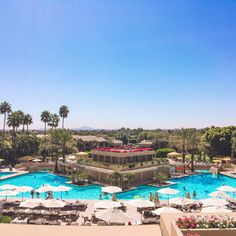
[0,224,162,236]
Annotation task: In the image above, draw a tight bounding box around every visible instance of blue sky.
[0,0,236,129]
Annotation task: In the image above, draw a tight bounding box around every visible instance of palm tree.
[59,105,69,129]
[121,173,134,189]
[7,111,22,165]
[40,110,51,139]
[48,114,60,130]
[177,128,189,174]
[109,171,122,186]
[231,131,236,158]
[23,114,33,133]
[188,128,199,172]
[0,101,11,147]
[16,110,25,132]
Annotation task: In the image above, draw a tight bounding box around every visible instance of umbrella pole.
[168,194,169,205]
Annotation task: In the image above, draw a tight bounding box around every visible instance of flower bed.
[176,215,236,230]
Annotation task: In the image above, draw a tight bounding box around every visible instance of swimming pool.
[0,172,235,200]
[0,172,16,178]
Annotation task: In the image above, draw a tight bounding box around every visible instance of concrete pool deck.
[0,224,162,236]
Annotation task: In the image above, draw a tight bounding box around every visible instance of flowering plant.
[176,215,236,229]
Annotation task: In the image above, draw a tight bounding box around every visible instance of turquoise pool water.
[0,172,16,178]
[0,172,236,200]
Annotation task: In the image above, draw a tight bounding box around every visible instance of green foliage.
[109,171,122,186]
[1,215,12,223]
[154,172,168,185]
[121,173,134,189]
[69,172,90,185]
[156,148,175,158]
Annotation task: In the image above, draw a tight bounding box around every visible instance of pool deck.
[0,169,27,180]
[220,171,236,179]
[0,224,162,236]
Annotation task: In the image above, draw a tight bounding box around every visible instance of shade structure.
[169,197,195,206]
[217,185,236,192]
[201,206,232,213]
[158,188,179,204]
[201,198,228,207]
[95,208,132,224]
[0,184,18,190]
[19,199,44,208]
[167,152,181,158]
[101,186,122,194]
[209,191,230,199]
[16,186,34,201]
[94,200,121,209]
[0,190,18,200]
[53,185,72,199]
[18,156,35,162]
[36,185,58,193]
[66,155,76,160]
[32,159,42,162]
[152,206,181,216]
[42,199,67,208]
[127,199,155,208]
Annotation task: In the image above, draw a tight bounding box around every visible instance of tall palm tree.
[23,114,33,133]
[188,128,199,172]
[231,131,236,158]
[59,105,69,129]
[16,110,25,132]
[0,101,11,147]
[177,128,189,174]
[7,111,22,165]
[40,110,51,139]
[48,114,60,130]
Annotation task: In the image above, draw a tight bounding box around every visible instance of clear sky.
[0,0,236,130]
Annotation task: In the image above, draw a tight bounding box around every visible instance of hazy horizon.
[1,0,236,130]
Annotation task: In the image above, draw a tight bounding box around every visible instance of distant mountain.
[75,126,95,131]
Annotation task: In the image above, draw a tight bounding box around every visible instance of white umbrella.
[0,190,18,200]
[95,208,132,224]
[19,199,44,208]
[95,200,121,209]
[16,186,34,201]
[201,198,228,207]
[158,188,179,204]
[127,199,155,208]
[201,206,232,213]
[0,184,18,190]
[67,156,76,160]
[53,185,72,199]
[169,197,195,206]
[36,185,58,193]
[152,206,181,216]
[209,191,230,199]
[102,186,122,194]
[217,186,236,192]
[32,159,42,162]
[42,199,67,208]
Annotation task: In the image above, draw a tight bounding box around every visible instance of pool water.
[0,172,16,178]
[0,172,236,200]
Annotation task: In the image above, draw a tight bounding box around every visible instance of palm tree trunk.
[62,118,64,129]
[44,122,47,140]
[191,149,194,172]
[26,124,29,133]
[182,145,186,174]
[22,124,25,132]
[2,113,6,148]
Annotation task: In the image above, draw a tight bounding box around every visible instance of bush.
[154,172,168,185]
[1,215,12,223]
[156,148,175,158]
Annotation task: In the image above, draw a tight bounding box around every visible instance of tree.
[23,114,33,133]
[48,114,60,130]
[0,101,11,148]
[231,131,236,158]
[16,110,25,132]
[7,111,22,165]
[40,110,51,139]
[121,173,134,189]
[59,105,69,129]
[154,172,168,185]
[188,128,199,172]
[109,171,122,186]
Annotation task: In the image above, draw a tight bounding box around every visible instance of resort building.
[91,146,155,165]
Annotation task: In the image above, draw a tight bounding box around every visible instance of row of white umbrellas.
[19,198,67,208]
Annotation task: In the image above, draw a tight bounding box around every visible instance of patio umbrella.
[36,185,58,193]
[19,199,44,208]
[127,199,155,208]
[154,192,160,206]
[169,197,195,206]
[201,206,232,213]
[16,186,34,201]
[0,184,18,190]
[158,188,179,204]
[32,159,42,162]
[0,190,18,201]
[95,208,132,224]
[152,206,181,216]
[209,191,230,199]
[101,186,122,194]
[201,198,228,207]
[217,185,236,192]
[53,185,72,199]
[42,199,67,208]
[94,200,121,209]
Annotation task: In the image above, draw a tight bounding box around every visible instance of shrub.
[156,148,175,158]
[1,215,12,223]
[154,172,168,185]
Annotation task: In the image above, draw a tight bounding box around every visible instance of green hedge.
[156,148,175,158]
[1,215,12,223]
